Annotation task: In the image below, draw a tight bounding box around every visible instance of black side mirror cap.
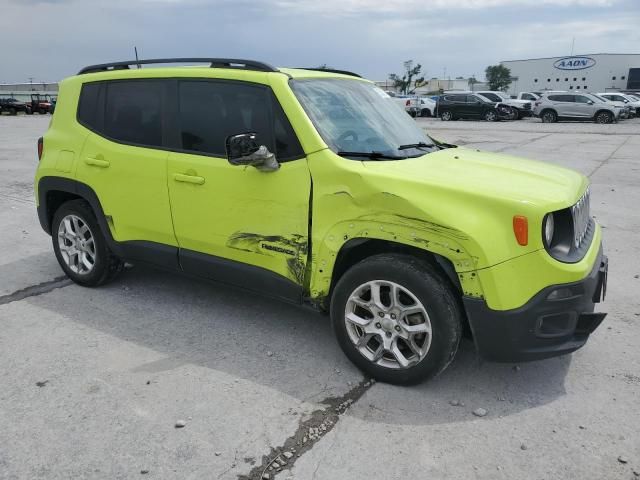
[225,133,279,172]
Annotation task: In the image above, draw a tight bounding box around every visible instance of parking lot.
[1,114,639,479]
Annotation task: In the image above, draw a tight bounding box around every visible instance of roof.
[75,58,365,81]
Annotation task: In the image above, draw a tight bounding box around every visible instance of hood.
[362,146,586,210]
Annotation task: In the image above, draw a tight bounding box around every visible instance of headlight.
[543,213,555,246]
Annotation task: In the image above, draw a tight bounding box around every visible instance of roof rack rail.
[295,68,362,78]
[78,58,278,75]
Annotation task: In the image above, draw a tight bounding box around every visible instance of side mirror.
[225,133,279,172]
[587,100,594,105]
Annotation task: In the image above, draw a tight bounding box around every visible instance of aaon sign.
[553,56,596,70]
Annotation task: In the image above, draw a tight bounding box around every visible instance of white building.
[501,53,640,95]
[375,77,488,95]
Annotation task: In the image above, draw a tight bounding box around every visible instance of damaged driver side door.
[166,79,311,302]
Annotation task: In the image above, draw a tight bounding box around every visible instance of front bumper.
[463,248,608,362]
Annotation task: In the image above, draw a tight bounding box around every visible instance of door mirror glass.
[588,100,594,105]
[225,133,280,172]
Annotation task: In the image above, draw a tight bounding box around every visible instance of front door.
[166,79,311,302]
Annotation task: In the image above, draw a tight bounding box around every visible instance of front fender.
[307,211,484,302]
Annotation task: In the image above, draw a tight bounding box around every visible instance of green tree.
[485,64,512,91]
[389,60,426,94]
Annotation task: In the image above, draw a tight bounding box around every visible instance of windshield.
[291,78,436,159]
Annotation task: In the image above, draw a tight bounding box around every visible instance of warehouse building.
[501,53,640,95]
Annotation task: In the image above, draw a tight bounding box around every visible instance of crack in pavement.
[237,377,375,480]
[0,276,73,306]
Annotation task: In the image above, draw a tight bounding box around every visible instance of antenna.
[134,46,141,69]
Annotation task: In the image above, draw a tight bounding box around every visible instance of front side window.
[178,80,302,161]
[291,78,436,159]
[574,95,591,104]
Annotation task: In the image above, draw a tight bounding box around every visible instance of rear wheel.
[331,254,462,385]
[541,109,557,123]
[52,200,124,287]
[594,111,613,124]
[421,108,432,117]
[440,110,453,121]
[9,107,17,116]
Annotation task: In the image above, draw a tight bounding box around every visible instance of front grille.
[523,103,531,110]
[571,188,591,248]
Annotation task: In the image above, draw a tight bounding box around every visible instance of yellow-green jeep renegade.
[35,58,608,384]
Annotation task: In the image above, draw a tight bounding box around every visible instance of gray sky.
[1,0,638,83]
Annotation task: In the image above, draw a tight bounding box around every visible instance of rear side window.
[548,94,572,102]
[104,81,164,147]
[177,80,303,161]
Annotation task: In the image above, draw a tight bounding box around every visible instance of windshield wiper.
[398,142,436,150]
[337,151,406,160]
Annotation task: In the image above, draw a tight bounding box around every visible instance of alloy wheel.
[344,280,432,369]
[57,214,96,274]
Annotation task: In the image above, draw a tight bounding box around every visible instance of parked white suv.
[533,93,620,124]
[597,92,640,117]
[475,91,533,119]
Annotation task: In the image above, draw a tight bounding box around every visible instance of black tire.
[51,199,124,287]
[330,254,462,385]
[9,107,17,116]
[541,109,557,123]
[421,108,431,118]
[484,110,498,122]
[594,110,613,124]
[39,108,46,115]
[440,110,453,121]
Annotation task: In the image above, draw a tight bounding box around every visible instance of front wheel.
[484,110,498,121]
[330,254,462,385]
[421,108,432,117]
[52,200,124,287]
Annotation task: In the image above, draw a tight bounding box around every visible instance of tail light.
[37,137,43,161]
[406,100,411,106]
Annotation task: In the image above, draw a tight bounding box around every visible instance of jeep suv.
[533,93,620,123]
[35,58,608,384]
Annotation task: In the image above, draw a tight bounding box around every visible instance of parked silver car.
[533,92,620,124]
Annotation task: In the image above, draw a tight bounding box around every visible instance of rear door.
[548,94,573,117]
[76,80,177,251]
[166,79,311,301]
